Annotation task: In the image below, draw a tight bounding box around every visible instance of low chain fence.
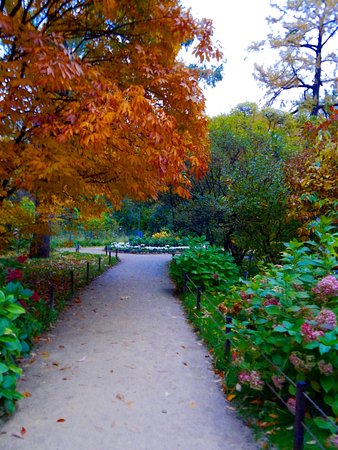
[182,273,337,450]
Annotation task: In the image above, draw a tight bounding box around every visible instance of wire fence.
[182,272,337,450]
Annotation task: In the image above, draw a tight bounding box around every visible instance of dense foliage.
[170,237,239,291]
[170,218,338,448]
[0,0,221,255]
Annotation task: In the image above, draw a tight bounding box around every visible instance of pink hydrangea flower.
[286,397,296,414]
[238,370,264,390]
[312,275,338,299]
[327,434,338,449]
[263,297,279,307]
[318,360,333,376]
[300,322,324,343]
[316,309,337,330]
[271,375,285,390]
[289,352,315,372]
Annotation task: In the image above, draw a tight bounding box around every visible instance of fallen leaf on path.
[59,365,72,371]
[56,419,65,423]
[188,401,196,408]
[116,393,125,402]
[227,394,236,401]
[126,401,134,407]
[59,345,65,349]
[20,427,26,436]
[52,362,59,366]
[225,405,236,411]
[22,391,31,398]
[40,352,50,359]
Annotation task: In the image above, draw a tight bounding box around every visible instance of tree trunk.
[29,233,51,258]
[311,24,323,117]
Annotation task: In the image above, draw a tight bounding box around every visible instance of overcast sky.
[180,0,274,116]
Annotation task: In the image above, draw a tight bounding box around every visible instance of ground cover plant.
[170,218,338,449]
[0,252,117,417]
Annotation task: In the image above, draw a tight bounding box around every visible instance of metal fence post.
[293,381,307,450]
[98,256,101,272]
[109,251,112,265]
[196,286,201,310]
[86,261,90,282]
[225,315,232,356]
[115,248,118,259]
[49,284,55,309]
[105,245,108,256]
[70,270,74,296]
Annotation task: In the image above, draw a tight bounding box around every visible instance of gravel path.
[0,254,257,450]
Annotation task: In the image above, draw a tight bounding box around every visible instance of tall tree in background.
[251,0,338,116]
[0,0,221,255]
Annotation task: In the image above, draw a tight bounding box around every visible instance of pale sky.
[180,0,274,116]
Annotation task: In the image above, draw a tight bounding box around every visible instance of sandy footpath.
[0,254,257,450]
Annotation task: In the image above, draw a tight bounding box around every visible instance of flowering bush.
[218,218,338,445]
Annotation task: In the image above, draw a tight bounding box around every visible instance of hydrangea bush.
[218,218,337,446]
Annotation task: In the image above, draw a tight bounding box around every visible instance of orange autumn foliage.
[0,0,221,217]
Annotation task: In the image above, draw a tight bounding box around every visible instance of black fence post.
[49,284,55,309]
[293,381,307,450]
[196,286,201,310]
[183,272,188,293]
[98,256,101,272]
[225,315,232,357]
[115,248,118,259]
[70,270,74,296]
[109,251,112,265]
[105,245,108,256]
[86,261,90,282]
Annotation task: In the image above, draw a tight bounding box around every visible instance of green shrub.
[129,234,188,247]
[217,218,338,447]
[169,237,239,291]
[0,285,32,416]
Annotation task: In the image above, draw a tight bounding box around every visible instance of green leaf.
[273,325,287,332]
[0,362,8,374]
[319,344,331,355]
[265,305,280,315]
[331,400,338,417]
[321,376,335,393]
[313,417,337,433]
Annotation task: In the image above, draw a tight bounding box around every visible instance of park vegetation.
[0,0,337,447]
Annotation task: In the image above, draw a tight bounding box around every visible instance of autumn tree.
[251,0,338,116]
[286,106,338,233]
[0,0,221,256]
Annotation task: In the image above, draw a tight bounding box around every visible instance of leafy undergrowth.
[0,252,118,416]
[170,218,338,449]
